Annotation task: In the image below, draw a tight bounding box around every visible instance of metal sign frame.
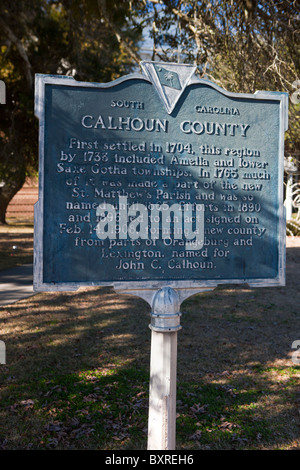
[34,64,288,295]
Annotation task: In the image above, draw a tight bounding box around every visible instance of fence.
[6,178,38,221]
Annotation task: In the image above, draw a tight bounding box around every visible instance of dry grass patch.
[0,221,33,270]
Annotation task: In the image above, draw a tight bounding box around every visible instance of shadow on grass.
[0,246,299,449]
[0,232,34,270]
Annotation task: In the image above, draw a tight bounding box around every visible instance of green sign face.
[34,62,287,292]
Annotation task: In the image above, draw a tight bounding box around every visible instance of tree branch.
[97,0,141,64]
[0,18,33,91]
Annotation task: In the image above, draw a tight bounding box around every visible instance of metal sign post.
[147,287,181,450]
[115,284,214,451]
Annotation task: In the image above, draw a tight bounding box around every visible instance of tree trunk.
[0,176,25,224]
[0,195,9,224]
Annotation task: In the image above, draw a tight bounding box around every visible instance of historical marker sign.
[34,62,287,292]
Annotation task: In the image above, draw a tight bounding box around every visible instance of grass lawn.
[0,222,300,450]
[0,220,34,270]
